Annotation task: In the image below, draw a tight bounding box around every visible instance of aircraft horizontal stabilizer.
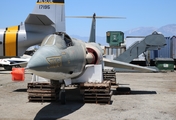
[25,14,54,25]
[8,61,28,66]
[103,58,157,73]
[0,56,30,66]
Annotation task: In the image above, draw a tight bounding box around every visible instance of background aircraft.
[0,55,31,70]
[0,0,65,58]
[0,46,38,70]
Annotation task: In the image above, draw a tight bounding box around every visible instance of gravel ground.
[0,69,176,120]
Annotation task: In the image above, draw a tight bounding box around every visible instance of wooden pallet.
[103,71,116,79]
[27,83,60,102]
[84,91,113,104]
[80,81,111,88]
[80,81,112,104]
[103,72,116,85]
[28,95,57,102]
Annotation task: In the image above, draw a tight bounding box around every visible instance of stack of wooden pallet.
[27,83,60,102]
[80,81,113,104]
[103,71,116,85]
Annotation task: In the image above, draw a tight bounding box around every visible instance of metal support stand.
[143,52,150,66]
[60,83,66,105]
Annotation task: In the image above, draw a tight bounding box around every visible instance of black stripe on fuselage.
[16,25,20,56]
[3,27,8,56]
[37,0,64,3]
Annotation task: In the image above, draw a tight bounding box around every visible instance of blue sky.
[0,0,175,37]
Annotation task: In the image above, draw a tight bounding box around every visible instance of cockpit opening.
[55,32,73,47]
[41,32,73,48]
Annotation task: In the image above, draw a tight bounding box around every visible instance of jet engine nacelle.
[85,43,103,65]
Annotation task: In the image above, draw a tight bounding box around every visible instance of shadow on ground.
[130,90,157,95]
[33,87,84,120]
[13,88,27,92]
[113,87,157,95]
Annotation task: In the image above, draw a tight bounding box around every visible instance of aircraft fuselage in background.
[0,0,65,58]
[0,25,55,58]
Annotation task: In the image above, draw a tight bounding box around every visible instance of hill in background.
[70,24,176,45]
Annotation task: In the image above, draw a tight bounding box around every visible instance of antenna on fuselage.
[66,13,126,43]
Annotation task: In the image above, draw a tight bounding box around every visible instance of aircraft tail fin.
[67,14,125,43]
[66,13,97,43]
[88,14,126,43]
[25,0,65,32]
[88,13,96,43]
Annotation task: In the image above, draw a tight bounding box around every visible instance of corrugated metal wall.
[171,36,176,59]
[105,47,126,58]
[150,37,172,59]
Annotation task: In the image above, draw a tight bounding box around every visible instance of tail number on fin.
[39,5,50,9]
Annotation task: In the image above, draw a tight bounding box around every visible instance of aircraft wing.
[0,57,30,66]
[8,61,29,66]
[25,14,54,25]
[103,58,157,73]
[0,59,10,65]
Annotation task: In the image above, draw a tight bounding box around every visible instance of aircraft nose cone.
[26,46,61,72]
[26,50,48,71]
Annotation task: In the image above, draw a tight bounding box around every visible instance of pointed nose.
[26,46,61,72]
[26,48,48,71]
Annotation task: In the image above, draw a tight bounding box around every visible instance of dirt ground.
[0,69,176,120]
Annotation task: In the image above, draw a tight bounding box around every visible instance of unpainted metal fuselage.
[27,33,103,80]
